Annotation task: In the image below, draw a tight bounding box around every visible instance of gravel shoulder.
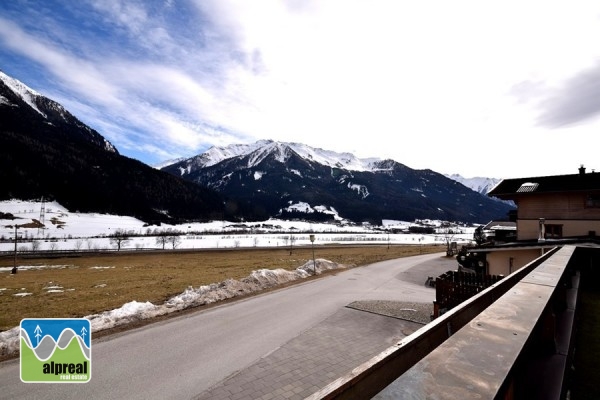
[347,300,432,324]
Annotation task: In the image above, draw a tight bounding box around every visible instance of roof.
[489,171,600,199]
[483,220,516,231]
[471,238,600,252]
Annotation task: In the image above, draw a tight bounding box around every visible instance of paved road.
[0,252,449,399]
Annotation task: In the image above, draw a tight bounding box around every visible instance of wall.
[515,193,600,239]
[517,219,600,240]
[486,248,546,275]
[517,193,600,220]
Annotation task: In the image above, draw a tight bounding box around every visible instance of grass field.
[0,244,442,333]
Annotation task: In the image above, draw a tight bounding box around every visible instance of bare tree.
[109,229,131,251]
[155,234,168,250]
[155,229,172,249]
[442,228,456,256]
[167,235,182,249]
[31,240,41,253]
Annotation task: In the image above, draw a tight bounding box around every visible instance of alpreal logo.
[20,318,91,383]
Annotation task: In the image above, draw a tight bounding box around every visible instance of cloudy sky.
[1,0,599,179]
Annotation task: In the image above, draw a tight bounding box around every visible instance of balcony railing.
[308,245,580,399]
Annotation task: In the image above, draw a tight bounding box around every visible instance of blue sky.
[1,0,600,179]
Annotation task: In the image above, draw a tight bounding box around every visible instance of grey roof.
[489,171,600,199]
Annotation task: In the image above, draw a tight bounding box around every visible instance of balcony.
[308,245,593,399]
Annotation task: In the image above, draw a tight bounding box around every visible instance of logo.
[20,318,91,383]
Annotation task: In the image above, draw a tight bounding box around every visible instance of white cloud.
[89,0,149,35]
[1,1,600,177]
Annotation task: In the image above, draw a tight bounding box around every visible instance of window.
[585,195,600,208]
[516,182,539,193]
[545,224,563,239]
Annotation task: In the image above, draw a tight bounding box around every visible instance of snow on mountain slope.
[153,157,187,170]
[165,139,385,172]
[446,173,502,195]
[0,70,46,117]
[0,70,118,154]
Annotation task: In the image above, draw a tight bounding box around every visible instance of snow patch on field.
[0,265,71,273]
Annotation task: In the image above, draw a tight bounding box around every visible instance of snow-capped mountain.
[171,139,384,175]
[0,70,224,223]
[161,140,514,224]
[0,70,117,153]
[445,174,502,195]
[0,70,45,115]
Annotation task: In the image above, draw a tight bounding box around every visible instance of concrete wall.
[486,248,545,275]
[373,246,578,400]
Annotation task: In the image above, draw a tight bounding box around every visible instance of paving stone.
[193,307,423,400]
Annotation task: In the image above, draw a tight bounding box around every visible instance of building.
[481,166,600,275]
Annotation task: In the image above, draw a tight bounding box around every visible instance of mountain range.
[1,70,513,224]
[160,140,513,224]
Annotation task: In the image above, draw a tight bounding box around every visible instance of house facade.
[481,166,600,275]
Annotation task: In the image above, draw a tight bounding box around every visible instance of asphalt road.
[0,252,448,399]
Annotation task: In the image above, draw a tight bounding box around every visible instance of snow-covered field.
[0,200,476,357]
[0,200,476,252]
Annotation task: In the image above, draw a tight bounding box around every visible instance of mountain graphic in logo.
[20,318,91,383]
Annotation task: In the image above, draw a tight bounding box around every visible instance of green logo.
[20,318,91,383]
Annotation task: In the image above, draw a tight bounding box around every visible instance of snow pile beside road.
[0,327,19,357]
[87,301,159,332]
[88,258,345,328]
[0,259,346,358]
[94,258,344,327]
[164,272,296,310]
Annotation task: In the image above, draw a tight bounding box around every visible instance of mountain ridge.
[167,139,385,174]
[0,70,224,223]
[161,141,513,224]
[444,173,502,195]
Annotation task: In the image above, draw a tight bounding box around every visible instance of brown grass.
[0,244,442,332]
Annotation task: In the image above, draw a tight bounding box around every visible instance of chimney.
[538,218,546,242]
[579,165,586,175]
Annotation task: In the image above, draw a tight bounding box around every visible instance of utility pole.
[12,225,18,274]
[38,196,45,237]
[310,234,316,275]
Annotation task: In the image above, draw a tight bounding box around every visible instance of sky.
[1,1,600,179]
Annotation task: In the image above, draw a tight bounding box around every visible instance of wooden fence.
[433,270,504,318]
